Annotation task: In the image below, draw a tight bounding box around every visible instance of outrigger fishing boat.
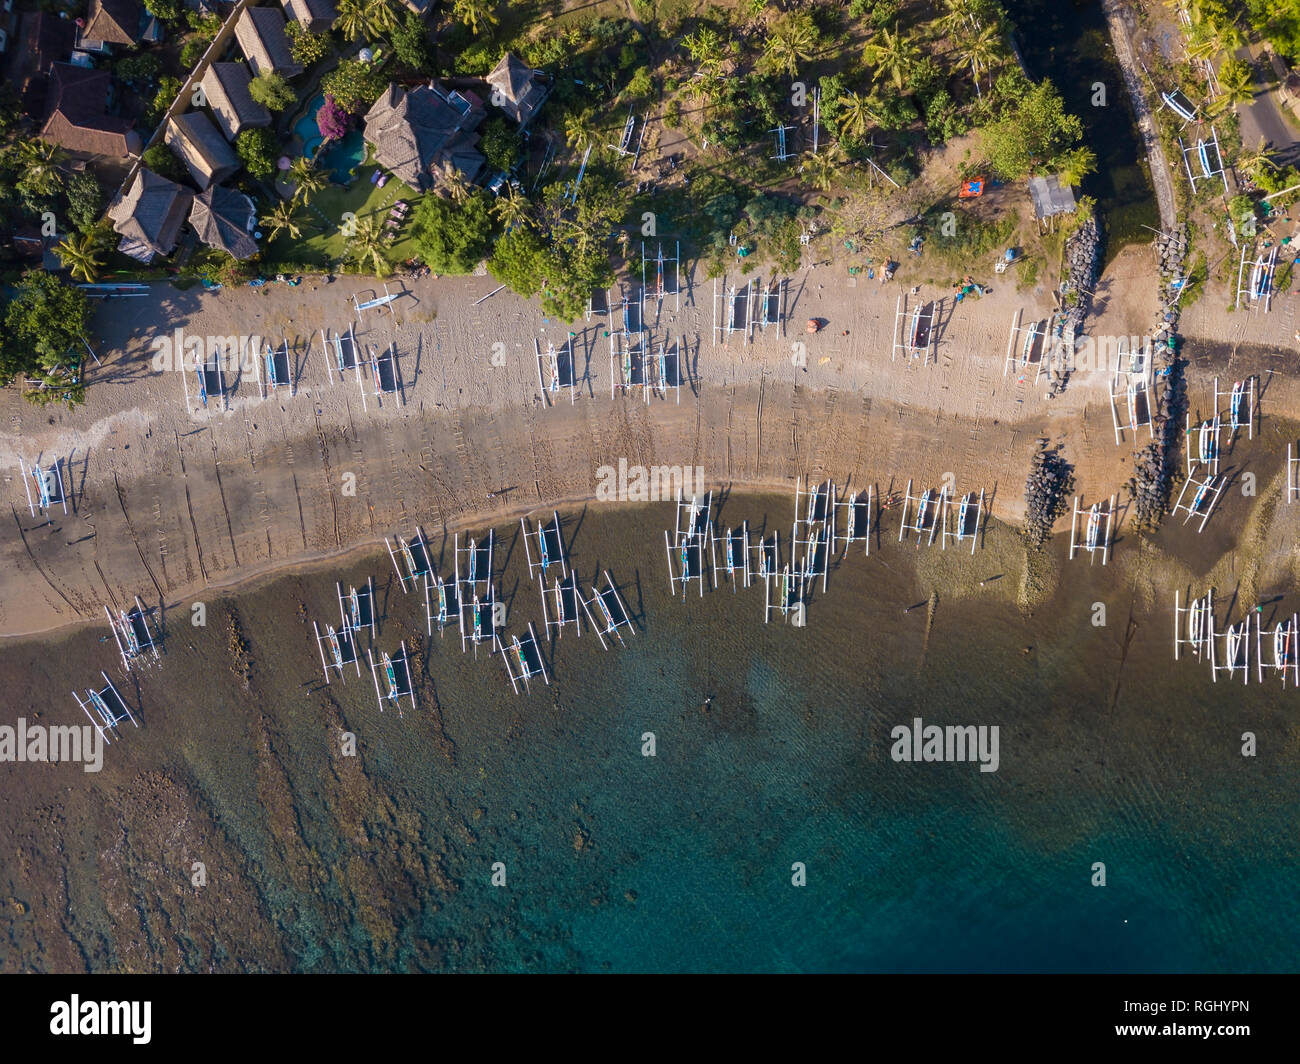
[73,672,138,745]
[1173,469,1223,532]
[21,455,70,518]
[762,563,807,626]
[1218,621,1250,684]
[667,491,711,598]
[313,620,361,682]
[105,596,160,671]
[899,480,943,547]
[522,512,567,584]
[834,487,873,557]
[467,595,486,652]
[1215,375,1256,440]
[454,528,496,605]
[1262,614,1299,685]
[1174,589,1214,661]
[1021,320,1039,367]
[502,623,549,693]
[945,488,985,555]
[367,643,416,713]
[580,571,635,649]
[711,523,751,590]
[386,528,432,593]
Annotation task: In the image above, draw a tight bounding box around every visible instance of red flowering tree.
[317,94,349,143]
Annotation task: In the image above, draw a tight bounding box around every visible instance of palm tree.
[438,167,473,203]
[56,231,103,282]
[955,23,1000,97]
[333,0,369,41]
[864,24,920,93]
[1053,146,1097,187]
[765,14,818,79]
[1237,136,1277,181]
[936,0,978,39]
[491,184,532,230]
[363,0,398,36]
[1187,19,1244,64]
[15,138,66,197]
[836,91,880,140]
[1184,25,1221,64]
[682,26,726,75]
[348,216,390,276]
[261,198,307,242]
[563,108,598,151]
[288,157,328,203]
[1215,57,1255,110]
[453,0,498,36]
[802,148,844,193]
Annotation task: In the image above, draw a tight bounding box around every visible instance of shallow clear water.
[3,493,1298,972]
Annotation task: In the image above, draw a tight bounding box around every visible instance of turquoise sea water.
[3,495,1298,972]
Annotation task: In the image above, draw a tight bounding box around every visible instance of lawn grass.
[260,164,425,270]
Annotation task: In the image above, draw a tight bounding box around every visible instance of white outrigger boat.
[764,563,805,624]
[899,480,943,547]
[502,622,549,694]
[711,522,751,590]
[105,596,161,671]
[20,455,69,518]
[313,620,361,683]
[941,488,984,553]
[1173,470,1223,532]
[367,642,416,714]
[459,592,501,656]
[1215,620,1250,684]
[73,672,138,745]
[386,527,432,593]
[541,572,583,640]
[1256,613,1300,686]
[1174,589,1215,661]
[580,571,636,649]
[522,512,567,584]
[1068,495,1113,565]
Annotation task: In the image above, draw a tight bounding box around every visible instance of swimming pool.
[293,93,366,181]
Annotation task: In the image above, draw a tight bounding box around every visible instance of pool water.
[294,92,366,181]
[320,131,365,180]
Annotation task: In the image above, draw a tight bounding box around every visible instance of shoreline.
[2,245,1298,642]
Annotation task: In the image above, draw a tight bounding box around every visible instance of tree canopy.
[0,271,92,406]
[981,79,1084,180]
[249,72,297,112]
[236,128,280,179]
[413,190,498,274]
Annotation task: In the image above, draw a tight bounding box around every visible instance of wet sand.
[4,238,1291,643]
[2,484,1299,972]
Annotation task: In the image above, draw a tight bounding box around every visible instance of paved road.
[1236,45,1300,167]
